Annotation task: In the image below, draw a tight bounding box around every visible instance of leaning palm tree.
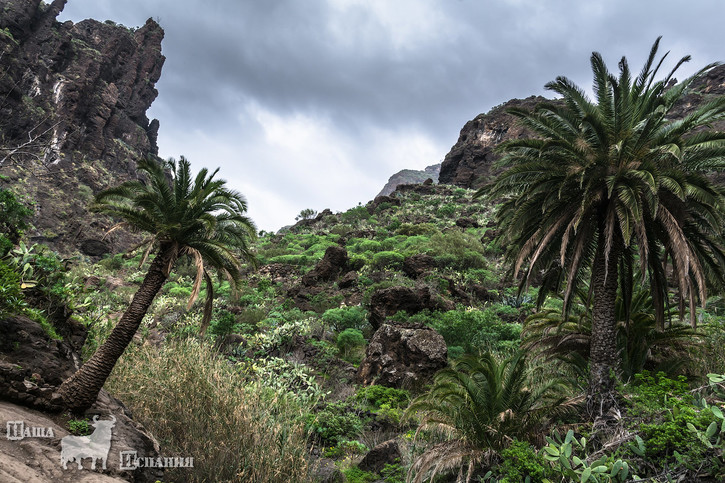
[58,157,257,411]
[482,38,725,417]
[404,352,570,482]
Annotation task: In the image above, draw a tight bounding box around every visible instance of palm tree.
[482,38,725,417]
[404,352,569,482]
[522,281,700,385]
[58,157,256,411]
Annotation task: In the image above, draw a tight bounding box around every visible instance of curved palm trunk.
[587,238,620,418]
[57,247,175,412]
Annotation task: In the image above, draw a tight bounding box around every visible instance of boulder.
[79,239,110,257]
[358,439,401,474]
[402,254,437,279]
[357,323,447,388]
[302,246,349,287]
[337,271,359,289]
[455,217,480,229]
[314,458,343,483]
[368,286,449,330]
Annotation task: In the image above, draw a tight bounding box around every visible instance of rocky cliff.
[439,65,725,190]
[0,0,165,254]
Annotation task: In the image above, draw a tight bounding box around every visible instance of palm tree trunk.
[587,236,620,419]
[57,246,175,412]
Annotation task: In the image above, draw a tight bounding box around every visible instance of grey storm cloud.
[59,0,725,230]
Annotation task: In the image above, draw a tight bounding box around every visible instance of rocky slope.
[0,0,165,255]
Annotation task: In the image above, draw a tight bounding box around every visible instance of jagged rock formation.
[439,65,725,190]
[377,163,440,197]
[0,0,165,254]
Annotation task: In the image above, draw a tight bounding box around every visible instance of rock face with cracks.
[357,323,447,389]
[0,0,165,255]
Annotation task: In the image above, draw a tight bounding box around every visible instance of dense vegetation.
[2,42,725,482]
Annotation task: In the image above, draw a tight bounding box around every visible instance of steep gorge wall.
[0,0,165,254]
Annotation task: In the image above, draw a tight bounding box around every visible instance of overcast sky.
[58,0,725,232]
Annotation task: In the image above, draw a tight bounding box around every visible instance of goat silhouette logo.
[60,415,116,470]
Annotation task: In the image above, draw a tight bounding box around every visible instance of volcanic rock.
[302,246,349,287]
[357,323,447,389]
[358,439,401,474]
[402,254,437,279]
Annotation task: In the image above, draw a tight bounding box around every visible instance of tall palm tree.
[58,157,257,411]
[482,38,725,417]
[522,281,700,385]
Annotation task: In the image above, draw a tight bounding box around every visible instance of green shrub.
[309,293,344,313]
[396,223,438,236]
[0,261,26,318]
[498,440,553,482]
[208,309,238,337]
[336,328,365,359]
[99,253,124,271]
[67,419,92,436]
[322,439,368,458]
[0,187,32,243]
[340,205,371,224]
[0,260,60,340]
[355,385,410,409]
[305,401,367,444]
[267,254,310,266]
[425,231,487,270]
[348,255,367,271]
[341,467,377,483]
[626,371,716,471]
[371,251,405,270]
[380,462,405,483]
[397,309,521,354]
[322,306,368,332]
[0,234,12,257]
[348,238,382,254]
[330,224,352,236]
[436,203,457,218]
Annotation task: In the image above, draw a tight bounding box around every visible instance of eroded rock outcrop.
[301,245,350,287]
[0,315,86,411]
[0,393,162,482]
[0,1,165,254]
[357,323,447,389]
[358,439,401,474]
